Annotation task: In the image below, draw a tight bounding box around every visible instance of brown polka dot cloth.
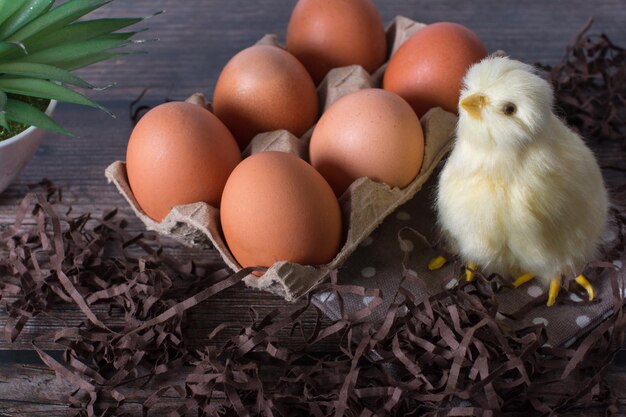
[313,173,625,348]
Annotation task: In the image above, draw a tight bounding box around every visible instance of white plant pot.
[0,100,57,194]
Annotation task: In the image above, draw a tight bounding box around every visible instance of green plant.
[0,0,151,138]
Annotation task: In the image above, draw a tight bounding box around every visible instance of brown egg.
[213,45,318,150]
[126,101,241,222]
[286,0,387,84]
[220,151,342,270]
[309,88,424,197]
[383,22,488,117]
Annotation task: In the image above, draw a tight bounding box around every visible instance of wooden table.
[0,1,624,416]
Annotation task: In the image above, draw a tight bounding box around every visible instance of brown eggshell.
[213,45,318,150]
[383,22,487,117]
[220,151,342,270]
[286,0,387,84]
[126,101,241,222]
[309,88,425,197]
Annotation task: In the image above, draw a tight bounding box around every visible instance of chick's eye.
[503,103,517,116]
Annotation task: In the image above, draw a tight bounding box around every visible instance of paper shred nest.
[539,18,626,147]
[0,185,624,416]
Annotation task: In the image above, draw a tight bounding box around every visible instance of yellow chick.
[434,56,609,306]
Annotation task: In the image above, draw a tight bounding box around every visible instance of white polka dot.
[569,293,583,302]
[614,260,623,269]
[495,312,507,321]
[532,317,548,326]
[360,237,374,247]
[317,291,335,303]
[361,267,376,278]
[445,278,459,290]
[526,286,543,298]
[575,315,591,328]
[399,239,414,252]
[396,211,411,221]
[602,229,617,242]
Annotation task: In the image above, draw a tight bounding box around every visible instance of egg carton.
[106,16,458,301]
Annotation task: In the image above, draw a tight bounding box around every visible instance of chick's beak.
[460,94,488,120]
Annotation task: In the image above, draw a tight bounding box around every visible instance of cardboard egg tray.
[106,16,458,301]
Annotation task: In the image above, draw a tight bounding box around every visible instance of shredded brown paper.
[0,183,624,416]
[538,18,626,148]
[106,16,457,301]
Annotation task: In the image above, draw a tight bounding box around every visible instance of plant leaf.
[0,1,28,26]
[97,31,143,41]
[15,38,132,66]
[0,113,8,131]
[0,92,8,131]
[0,0,55,40]
[0,62,94,88]
[0,78,105,110]
[8,0,110,42]
[57,52,129,71]
[16,18,144,56]
[5,98,72,136]
[0,41,26,56]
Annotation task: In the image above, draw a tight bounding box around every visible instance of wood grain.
[0,0,625,416]
[1,358,625,417]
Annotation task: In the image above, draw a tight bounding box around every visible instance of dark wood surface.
[0,1,625,416]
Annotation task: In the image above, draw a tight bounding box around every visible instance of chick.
[434,56,609,306]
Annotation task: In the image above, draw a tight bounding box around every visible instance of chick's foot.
[575,274,595,302]
[547,277,561,307]
[428,256,447,271]
[513,273,535,288]
[465,262,477,282]
[425,257,478,284]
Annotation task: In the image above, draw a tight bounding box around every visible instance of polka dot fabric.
[313,174,626,348]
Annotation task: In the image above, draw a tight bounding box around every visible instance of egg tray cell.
[106,16,458,301]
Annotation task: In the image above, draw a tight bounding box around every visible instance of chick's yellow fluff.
[436,56,608,284]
